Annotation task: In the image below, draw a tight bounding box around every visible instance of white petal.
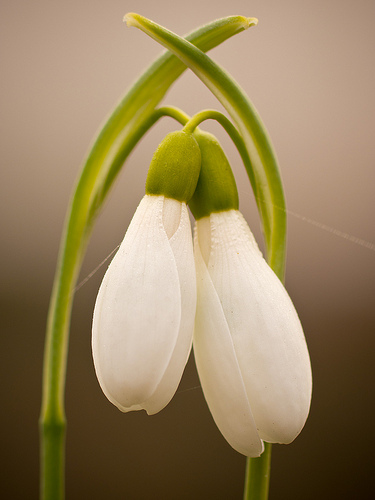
[200,210,312,444]
[142,199,197,414]
[193,226,264,457]
[92,195,194,413]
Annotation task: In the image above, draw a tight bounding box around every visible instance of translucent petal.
[92,195,187,412]
[200,210,312,444]
[193,229,264,457]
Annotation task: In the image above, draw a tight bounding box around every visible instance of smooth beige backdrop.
[1,1,374,498]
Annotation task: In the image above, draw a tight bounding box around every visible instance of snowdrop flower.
[189,131,312,457]
[92,131,201,414]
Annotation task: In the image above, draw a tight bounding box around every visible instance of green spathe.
[189,131,239,219]
[146,131,201,202]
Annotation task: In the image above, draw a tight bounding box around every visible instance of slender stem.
[156,106,190,125]
[39,109,162,500]
[39,419,66,500]
[244,443,272,500]
[183,109,216,133]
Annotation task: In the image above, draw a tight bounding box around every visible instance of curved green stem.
[39,108,163,500]
[155,106,190,125]
[125,14,287,500]
[183,109,257,198]
[125,13,286,280]
[39,16,251,500]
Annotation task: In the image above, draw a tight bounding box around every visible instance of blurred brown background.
[1,0,374,499]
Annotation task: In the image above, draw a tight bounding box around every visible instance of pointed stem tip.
[246,17,258,28]
[124,13,258,31]
[124,12,142,28]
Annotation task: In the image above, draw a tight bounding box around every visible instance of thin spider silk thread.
[266,200,375,252]
[74,244,120,293]
[73,202,373,398]
[176,385,202,396]
[74,202,374,294]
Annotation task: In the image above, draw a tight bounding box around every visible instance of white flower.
[92,194,196,414]
[193,209,312,457]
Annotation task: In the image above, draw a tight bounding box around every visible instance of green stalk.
[39,16,252,500]
[125,14,288,499]
[243,443,272,500]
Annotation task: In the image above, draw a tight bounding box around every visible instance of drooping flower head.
[91,121,312,457]
[189,131,312,457]
[92,131,201,414]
